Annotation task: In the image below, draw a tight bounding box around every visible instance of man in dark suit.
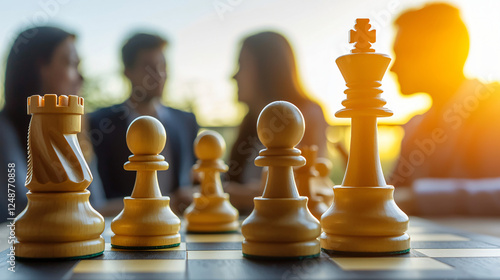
[89,33,199,200]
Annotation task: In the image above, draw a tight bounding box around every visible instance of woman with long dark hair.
[0,26,89,221]
[3,27,83,144]
[229,31,328,185]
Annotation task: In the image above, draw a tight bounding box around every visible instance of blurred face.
[40,37,83,95]
[391,26,467,98]
[233,46,258,105]
[125,48,167,100]
[390,28,434,96]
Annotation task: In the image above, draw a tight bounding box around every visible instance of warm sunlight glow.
[1,0,499,127]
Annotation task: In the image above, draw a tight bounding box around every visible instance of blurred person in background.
[389,3,500,215]
[0,26,105,222]
[89,33,199,214]
[225,31,329,213]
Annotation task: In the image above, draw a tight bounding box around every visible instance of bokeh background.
[1,0,499,182]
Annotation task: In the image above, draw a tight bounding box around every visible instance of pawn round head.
[126,116,166,155]
[257,101,305,149]
[194,130,226,160]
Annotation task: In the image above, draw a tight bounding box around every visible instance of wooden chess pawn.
[295,146,329,220]
[320,19,410,255]
[241,101,321,259]
[184,130,239,233]
[111,116,181,249]
[15,95,105,260]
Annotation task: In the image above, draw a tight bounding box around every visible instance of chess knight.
[15,95,105,259]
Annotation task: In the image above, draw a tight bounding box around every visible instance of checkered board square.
[2,217,500,280]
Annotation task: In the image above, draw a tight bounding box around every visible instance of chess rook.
[111,116,181,249]
[241,101,321,259]
[320,19,410,254]
[184,130,239,233]
[15,94,105,259]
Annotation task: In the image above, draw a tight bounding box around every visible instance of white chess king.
[320,18,410,255]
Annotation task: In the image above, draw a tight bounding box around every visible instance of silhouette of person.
[89,33,199,205]
[390,3,500,187]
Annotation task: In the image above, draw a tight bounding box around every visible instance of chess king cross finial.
[349,18,376,53]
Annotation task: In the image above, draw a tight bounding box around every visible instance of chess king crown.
[27,94,84,115]
[335,18,392,119]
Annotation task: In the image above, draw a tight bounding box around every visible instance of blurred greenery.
[80,75,127,112]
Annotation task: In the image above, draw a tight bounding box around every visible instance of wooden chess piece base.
[242,197,320,259]
[14,190,105,259]
[320,186,410,255]
[111,197,181,249]
[184,193,239,233]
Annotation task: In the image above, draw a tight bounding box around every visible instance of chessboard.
[1,217,500,280]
